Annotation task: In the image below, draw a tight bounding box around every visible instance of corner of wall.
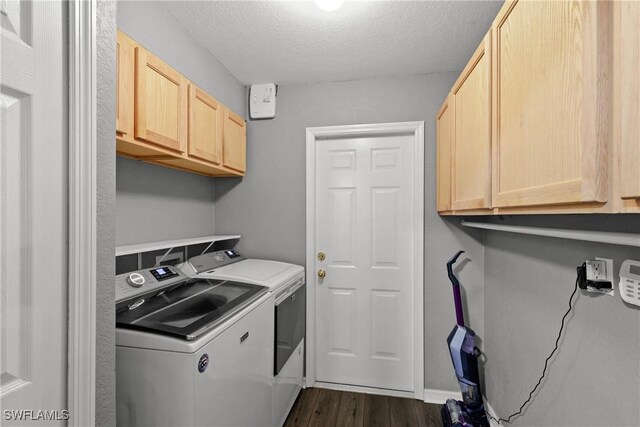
[96,0,117,425]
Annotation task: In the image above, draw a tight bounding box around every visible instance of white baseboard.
[423,388,462,404]
[314,382,415,399]
[484,397,500,427]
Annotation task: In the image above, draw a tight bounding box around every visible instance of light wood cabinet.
[618,1,640,213]
[436,95,453,213]
[116,31,134,137]
[134,47,188,153]
[115,30,246,177]
[451,33,491,211]
[491,0,608,208]
[434,0,633,215]
[223,108,247,173]
[188,84,223,165]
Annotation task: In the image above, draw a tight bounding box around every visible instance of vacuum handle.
[447,250,466,327]
[447,250,464,287]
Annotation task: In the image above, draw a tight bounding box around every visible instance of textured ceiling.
[160,0,503,86]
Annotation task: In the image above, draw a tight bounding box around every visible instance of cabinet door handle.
[240,331,249,343]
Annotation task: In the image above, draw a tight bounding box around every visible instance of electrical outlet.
[586,260,607,282]
[596,257,614,284]
[583,258,615,296]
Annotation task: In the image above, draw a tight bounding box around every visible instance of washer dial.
[127,272,145,288]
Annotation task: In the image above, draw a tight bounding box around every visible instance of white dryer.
[181,250,305,427]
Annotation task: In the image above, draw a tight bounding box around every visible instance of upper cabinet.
[618,1,640,212]
[134,48,188,153]
[436,95,453,213]
[451,33,491,211]
[223,109,247,173]
[492,0,608,208]
[188,84,223,165]
[435,0,633,215]
[116,30,246,177]
[116,31,134,137]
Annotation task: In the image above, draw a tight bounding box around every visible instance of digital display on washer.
[150,267,178,281]
[225,250,240,258]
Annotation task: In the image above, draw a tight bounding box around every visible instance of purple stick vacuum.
[441,251,488,427]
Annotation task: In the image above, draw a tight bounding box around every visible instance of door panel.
[116,31,134,136]
[315,134,415,392]
[492,0,607,207]
[620,1,640,200]
[188,84,222,164]
[436,96,453,212]
[451,34,491,211]
[1,0,67,421]
[222,108,246,172]
[135,47,187,153]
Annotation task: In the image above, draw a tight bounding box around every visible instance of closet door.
[135,47,188,153]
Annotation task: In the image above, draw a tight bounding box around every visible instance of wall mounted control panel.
[619,260,640,306]
[116,265,188,304]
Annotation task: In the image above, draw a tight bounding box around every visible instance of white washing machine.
[181,250,305,427]
[115,265,274,427]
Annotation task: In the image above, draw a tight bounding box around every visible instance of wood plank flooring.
[284,388,442,427]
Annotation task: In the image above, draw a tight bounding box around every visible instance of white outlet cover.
[588,257,615,296]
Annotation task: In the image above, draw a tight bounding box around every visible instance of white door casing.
[306,122,424,398]
[1,0,71,423]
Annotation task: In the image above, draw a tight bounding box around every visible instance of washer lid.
[116,278,268,341]
[208,259,304,290]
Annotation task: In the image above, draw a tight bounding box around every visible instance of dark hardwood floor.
[284,388,442,427]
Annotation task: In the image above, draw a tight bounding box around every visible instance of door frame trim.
[68,1,97,425]
[305,121,425,400]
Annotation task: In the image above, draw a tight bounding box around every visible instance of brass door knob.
[317,269,326,278]
[317,251,326,261]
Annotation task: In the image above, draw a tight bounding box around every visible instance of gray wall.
[115,0,247,246]
[116,157,216,245]
[96,0,117,425]
[483,216,640,425]
[214,73,486,392]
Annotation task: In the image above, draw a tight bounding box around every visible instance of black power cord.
[486,266,581,424]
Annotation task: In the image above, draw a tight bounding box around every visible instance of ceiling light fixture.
[314,0,344,12]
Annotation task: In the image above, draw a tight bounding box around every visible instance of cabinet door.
[188,84,222,164]
[135,47,188,153]
[620,1,640,201]
[436,95,453,212]
[451,33,492,211]
[116,31,134,136]
[492,0,608,208]
[223,108,246,173]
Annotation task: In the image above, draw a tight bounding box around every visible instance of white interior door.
[314,131,418,392]
[1,0,68,422]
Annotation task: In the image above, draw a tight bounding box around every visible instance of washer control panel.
[116,265,187,303]
[184,249,245,275]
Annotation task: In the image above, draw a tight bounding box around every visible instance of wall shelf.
[461,221,640,248]
[116,235,241,256]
